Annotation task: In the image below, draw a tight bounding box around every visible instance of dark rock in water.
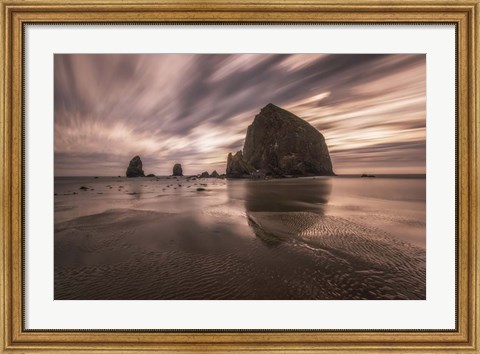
[196,187,206,191]
[146,174,155,177]
[126,156,145,177]
[232,103,334,177]
[361,174,376,178]
[199,171,210,178]
[210,170,220,178]
[226,151,255,178]
[173,163,183,176]
[94,176,99,179]
[79,186,88,191]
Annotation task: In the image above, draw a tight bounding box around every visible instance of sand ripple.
[55,208,425,300]
[248,212,425,300]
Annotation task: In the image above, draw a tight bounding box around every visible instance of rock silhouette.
[173,163,183,176]
[210,170,220,178]
[227,103,334,177]
[226,151,255,178]
[199,171,210,178]
[126,156,145,177]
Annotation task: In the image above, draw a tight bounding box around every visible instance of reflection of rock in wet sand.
[243,178,332,213]
[243,178,331,246]
[244,180,425,300]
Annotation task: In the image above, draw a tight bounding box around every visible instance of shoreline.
[54,174,427,180]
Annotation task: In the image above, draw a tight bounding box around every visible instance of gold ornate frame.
[1,0,478,352]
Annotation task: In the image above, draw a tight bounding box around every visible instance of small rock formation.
[227,103,334,177]
[226,151,255,178]
[173,163,183,176]
[210,170,220,178]
[199,171,210,178]
[146,174,155,177]
[126,156,145,177]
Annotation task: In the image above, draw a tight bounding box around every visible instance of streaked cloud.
[54,54,425,176]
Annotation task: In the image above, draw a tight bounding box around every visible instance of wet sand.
[54,176,426,300]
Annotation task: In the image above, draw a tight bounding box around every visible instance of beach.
[54,176,426,300]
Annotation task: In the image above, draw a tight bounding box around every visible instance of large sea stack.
[227,103,334,177]
[126,156,145,177]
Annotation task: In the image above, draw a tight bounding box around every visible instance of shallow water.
[54,176,426,300]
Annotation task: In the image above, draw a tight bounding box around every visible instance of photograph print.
[54,53,426,300]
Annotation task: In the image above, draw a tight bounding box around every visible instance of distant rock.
[199,171,210,178]
[210,170,220,178]
[146,173,155,177]
[361,174,375,178]
[126,156,145,177]
[227,103,334,177]
[196,187,206,192]
[226,151,255,178]
[173,163,183,176]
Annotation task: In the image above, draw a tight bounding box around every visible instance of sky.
[54,53,426,176]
